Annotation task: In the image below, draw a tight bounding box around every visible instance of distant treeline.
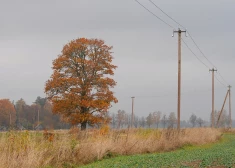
[0,97,70,131]
[0,97,233,131]
[109,109,233,129]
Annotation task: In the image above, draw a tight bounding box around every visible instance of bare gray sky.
[0,0,234,121]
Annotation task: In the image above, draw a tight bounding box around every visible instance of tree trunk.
[81,121,87,130]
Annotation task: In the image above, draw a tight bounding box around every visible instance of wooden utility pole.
[173,28,186,130]
[209,68,217,128]
[131,97,135,128]
[216,89,229,127]
[229,85,232,128]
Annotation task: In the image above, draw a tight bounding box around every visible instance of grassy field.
[0,128,222,168]
[82,133,235,168]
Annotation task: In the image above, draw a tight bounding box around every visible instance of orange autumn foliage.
[45,38,118,130]
[0,99,16,127]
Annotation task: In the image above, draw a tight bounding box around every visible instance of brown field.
[0,127,221,168]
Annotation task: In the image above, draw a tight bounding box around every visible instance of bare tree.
[189,114,197,127]
[134,115,139,128]
[153,111,161,128]
[123,113,130,128]
[196,117,204,127]
[161,114,167,128]
[139,116,146,128]
[168,112,176,128]
[146,113,154,128]
[116,110,126,129]
[111,113,116,128]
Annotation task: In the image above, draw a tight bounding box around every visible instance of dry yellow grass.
[0,128,221,168]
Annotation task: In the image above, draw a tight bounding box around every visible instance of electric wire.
[137,0,212,71]
[149,0,185,29]
[148,0,229,85]
[134,0,174,29]
[149,0,216,68]
[187,32,217,69]
[182,38,210,69]
[217,71,229,86]
[215,75,227,88]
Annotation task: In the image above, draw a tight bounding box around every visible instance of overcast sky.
[1,0,234,121]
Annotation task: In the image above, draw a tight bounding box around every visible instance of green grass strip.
[80,134,235,168]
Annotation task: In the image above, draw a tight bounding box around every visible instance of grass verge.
[81,133,235,168]
[0,128,221,168]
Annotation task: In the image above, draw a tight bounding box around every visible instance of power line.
[215,75,227,88]
[134,0,174,29]
[148,0,229,85]
[182,39,210,69]
[149,0,216,68]
[149,0,217,68]
[187,32,217,69]
[217,71,229,86]
[149,0,185,29]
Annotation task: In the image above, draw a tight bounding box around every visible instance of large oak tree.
[45,38,117,130]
